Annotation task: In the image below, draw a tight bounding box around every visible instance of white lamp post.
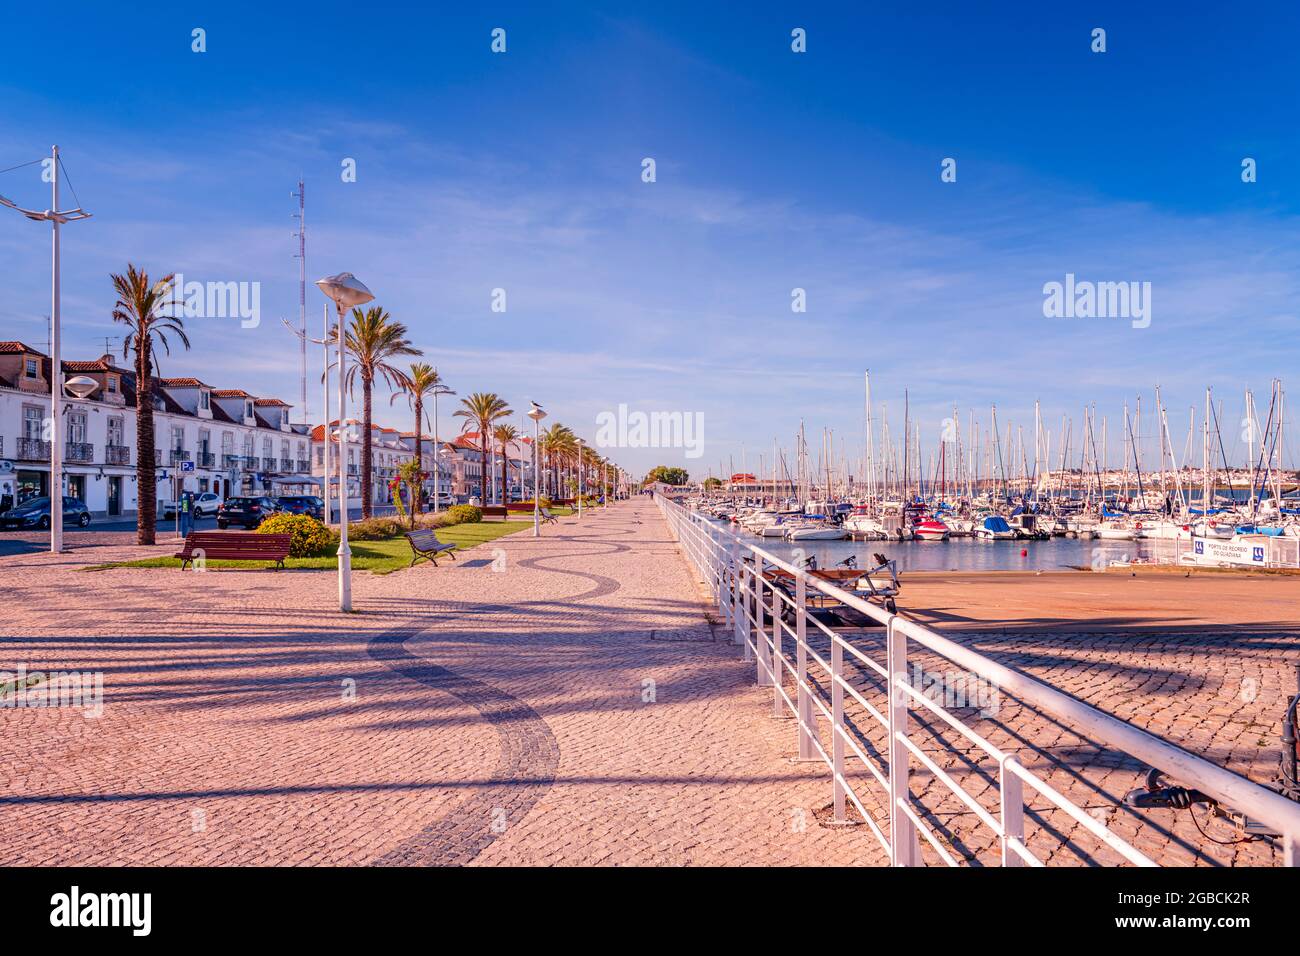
[308,303,335,526]
[315,272,374,612]
[577,437,585,520]
[527,402,546,537]
[1,145,91,554]
[429,380,453,514]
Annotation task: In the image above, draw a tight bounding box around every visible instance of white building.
[310,420,421,512]
[308,423,535,509]
[0,340,311,517]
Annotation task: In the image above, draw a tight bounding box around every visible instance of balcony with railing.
[65,442,94,463]
[197,451,216,468]
[105,444,130,466]
[223,454,243,470]
[18,438,50,460]
[297,459,311,473]
[170,449,191,466]
[280,457,294,472]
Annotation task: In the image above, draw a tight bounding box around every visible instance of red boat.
[913,518,949,541]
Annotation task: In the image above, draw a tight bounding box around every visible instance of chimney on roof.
[99,354,113,365]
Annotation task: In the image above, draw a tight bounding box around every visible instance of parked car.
[0,496,91,530]
[162,492,222,519]
[276,495,324,520]
[215,495,281,529]
[430,492,455,507]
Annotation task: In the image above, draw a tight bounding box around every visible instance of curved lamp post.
[315,272,374,612]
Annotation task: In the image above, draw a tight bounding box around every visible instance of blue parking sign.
[181,461,196,473]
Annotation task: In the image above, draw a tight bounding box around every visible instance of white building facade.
[0,341,311,517]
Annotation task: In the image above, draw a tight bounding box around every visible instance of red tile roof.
[157,376,208,387]
[0,341,46,356]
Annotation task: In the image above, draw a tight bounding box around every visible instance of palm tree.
[541,423,575,500]
[493,423,520,505]
[343,306,420,518]
[111,265,189,545]
[454,393,512,505]
[392,363,451,519]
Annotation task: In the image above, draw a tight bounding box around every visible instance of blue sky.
[1,2,1297,476]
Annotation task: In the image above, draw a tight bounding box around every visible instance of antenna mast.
[292,178,308,423]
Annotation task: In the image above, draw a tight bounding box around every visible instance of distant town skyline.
[2,3,1296,475]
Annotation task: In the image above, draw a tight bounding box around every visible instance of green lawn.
[83,518,538,574]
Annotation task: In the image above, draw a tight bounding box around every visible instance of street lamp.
[307,302,340,528]
[527,402,546,537]
[1,145,91,554]
[429,378,454,514]
[315,272,374,612]
[577,437,585,520]
[64,376,98,400]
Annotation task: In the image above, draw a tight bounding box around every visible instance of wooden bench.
[174,531,291,570]
[480,505,510,521]
[405,529,458,567]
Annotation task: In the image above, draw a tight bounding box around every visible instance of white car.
[162,492,222,519]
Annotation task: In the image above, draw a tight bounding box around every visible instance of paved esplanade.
[0,499,877,866]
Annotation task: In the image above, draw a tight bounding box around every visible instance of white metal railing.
[656,493,1300,867]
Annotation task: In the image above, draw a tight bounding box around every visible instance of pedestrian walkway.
[0,499,880,865]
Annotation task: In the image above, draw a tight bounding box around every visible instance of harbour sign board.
[1188,537,1267,567]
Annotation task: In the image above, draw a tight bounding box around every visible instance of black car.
[0,496,91,530]
[276,495,325,520]
[216,495,280,529]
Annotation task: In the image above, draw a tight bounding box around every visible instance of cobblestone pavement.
[0,500,880,866]
[3,500,1296,866]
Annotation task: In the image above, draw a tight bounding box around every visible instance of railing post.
[795,570,816,759]
[712,533,725,617]
[1283,829,1299,868]
[729,541,742,645]
[831,633,847,822]
[771,577,784,717]
[742,561,755,662]
[755,571,770,685]
[887,617,920,866]
[999,754,1025,867]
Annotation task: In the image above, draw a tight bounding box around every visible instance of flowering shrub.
[256,513,335,557]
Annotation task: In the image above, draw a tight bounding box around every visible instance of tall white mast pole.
[49,145,63,554]
[322,302,331,526]
[294,179,308,423]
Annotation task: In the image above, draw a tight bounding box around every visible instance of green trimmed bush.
[256,513,336,557]
[347,516,407,540]
[414,512,457,530]
[446,504,482,524]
